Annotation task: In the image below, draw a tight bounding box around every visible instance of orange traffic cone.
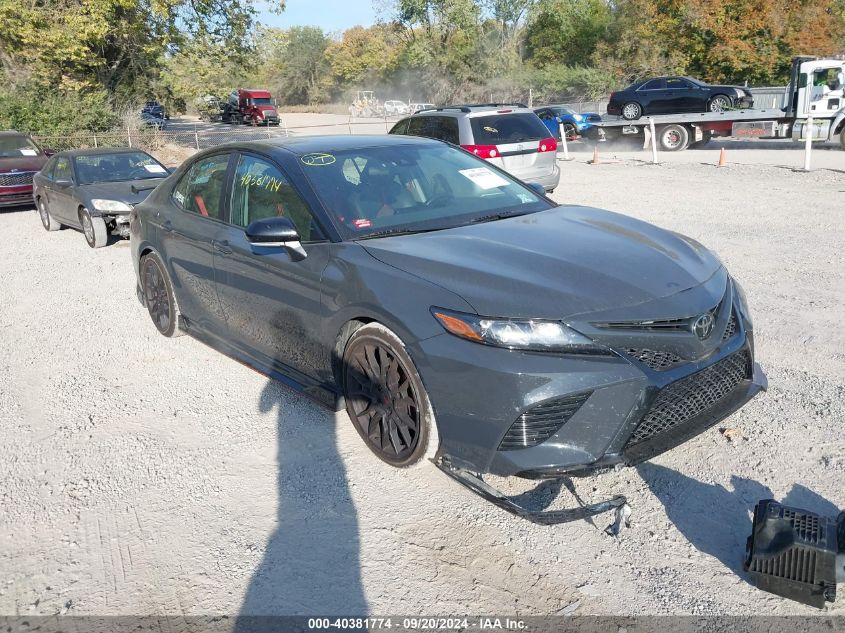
[590,146,601,165]
[717,147,727,167]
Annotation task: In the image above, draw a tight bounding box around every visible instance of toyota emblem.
[692,313,715,340]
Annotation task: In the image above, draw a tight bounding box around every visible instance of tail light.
[609,92,616,100]
[538,137,558,153]
[462,144,499,159]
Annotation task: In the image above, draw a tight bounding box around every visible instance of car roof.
[410,104,533,117]
[0,130,30,137]
[54,148,153,158]
[203,134,445,156]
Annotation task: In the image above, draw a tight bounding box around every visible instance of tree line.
[1,0,843,133]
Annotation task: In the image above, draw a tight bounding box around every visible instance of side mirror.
[245,216,306,261]
[526,182,546,196]
[43,148,56,157]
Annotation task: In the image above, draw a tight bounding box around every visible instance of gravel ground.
[0,135,843,618]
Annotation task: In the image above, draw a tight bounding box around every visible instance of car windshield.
[74,151,168,184]
[0,136,41,158]
[299,142,553,240]
[469,113,551,144]
[252,98,273,106]
[551,106,576,116]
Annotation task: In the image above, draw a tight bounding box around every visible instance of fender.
[830,107,845,136]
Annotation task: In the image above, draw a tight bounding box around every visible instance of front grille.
[499,392,591,451]
[626,349,751,447]
[624,348,684,371]
[722,312,738,341]
[0,171,34,187]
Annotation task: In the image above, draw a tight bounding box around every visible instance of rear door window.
[469,113,550,144]
[639,79,666,91]
[172,153,230,220]
[666,77,692,89]
[407,116,460,144]
[54,157,73,183]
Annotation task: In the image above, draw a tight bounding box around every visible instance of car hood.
[79,179,166,206]
[0,155,48,173]
[360,206,722,320]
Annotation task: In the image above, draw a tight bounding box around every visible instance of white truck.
[596,56,845,151]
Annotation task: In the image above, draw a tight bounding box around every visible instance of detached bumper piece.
[745,499,845,608]
[435,458,628,527]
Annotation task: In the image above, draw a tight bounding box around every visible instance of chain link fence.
[30,117,397,157]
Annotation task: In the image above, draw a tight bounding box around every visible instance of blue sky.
[257,0,379,33]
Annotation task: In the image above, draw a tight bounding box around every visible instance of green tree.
[525,0,612,67]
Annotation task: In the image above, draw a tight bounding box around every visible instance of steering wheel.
[424,193,452,208]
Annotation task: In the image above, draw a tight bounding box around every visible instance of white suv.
[389,104,560,192]
[383,100,410,116]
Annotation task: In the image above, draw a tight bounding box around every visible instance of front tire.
[342,323,439,468]
[562,122,577,141]
[140,252,184,338]
[80,207,108,248]
[622,102,642,120]
[38,197,61,231]
[708,95,732,112]
[839,126,845,150]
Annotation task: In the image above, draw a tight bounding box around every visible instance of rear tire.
[342,323,439,468]
[562,122,577,141]
[658,124,690,151]
[839,126,845,150]
[622,102,642,120]
[140,252,184,338]
[38,197,61,231]
[80,207,108,248]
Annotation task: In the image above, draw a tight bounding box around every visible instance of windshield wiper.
[469,211,529,224]
[357,226,444,240]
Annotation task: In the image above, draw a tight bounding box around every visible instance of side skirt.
[182,320,341,410]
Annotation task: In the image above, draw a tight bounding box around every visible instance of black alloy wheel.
[141,254,179,337]
[343,325,431,467]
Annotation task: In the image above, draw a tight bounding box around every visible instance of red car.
[0,131,52,208]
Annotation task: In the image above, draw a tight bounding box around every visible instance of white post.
[803,116,813,171]
[194,125,200,150]
[558,123,570,161]
[648,117,658,164]
[93,133,98,148]
[127,127,132,148]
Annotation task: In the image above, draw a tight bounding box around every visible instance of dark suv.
[0,131,51,208]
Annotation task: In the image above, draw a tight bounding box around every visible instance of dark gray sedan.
[34,148,169,248]
[130,135,765,482]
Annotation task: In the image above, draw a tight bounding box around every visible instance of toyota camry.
[130,135,765,486]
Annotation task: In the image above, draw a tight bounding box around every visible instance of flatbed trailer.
[593,56,845,152]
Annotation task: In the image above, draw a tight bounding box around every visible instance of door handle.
[213,240,232,255]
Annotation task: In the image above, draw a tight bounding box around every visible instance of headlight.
[91,199,132,212]
[432,308,606,353]
[732,278,753,327]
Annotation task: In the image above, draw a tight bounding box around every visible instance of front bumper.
[0,185,35,208]
[411,315,764,478]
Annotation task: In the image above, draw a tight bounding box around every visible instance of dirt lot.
[0,127,843,618]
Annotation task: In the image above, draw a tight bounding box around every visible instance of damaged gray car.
[130,135,766,523]
[34,148,169,248]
